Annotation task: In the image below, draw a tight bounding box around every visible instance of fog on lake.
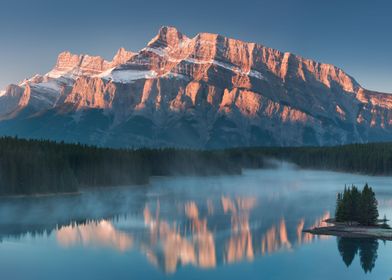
[1,163,392,280]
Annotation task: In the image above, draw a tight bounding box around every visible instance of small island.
[304,184,392,240]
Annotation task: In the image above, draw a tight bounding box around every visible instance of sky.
[0,0,391,92]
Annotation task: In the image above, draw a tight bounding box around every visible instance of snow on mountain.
[0,26,391,148]
[99,69,158,83]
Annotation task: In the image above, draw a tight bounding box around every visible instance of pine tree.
[335,192,344,222]
[359,184,379,226]
[350,186,361,223]
[367,186,379,225]
[341,186,351,223]
[335,184,379,226]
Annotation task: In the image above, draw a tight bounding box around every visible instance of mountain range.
[1,26,392,148]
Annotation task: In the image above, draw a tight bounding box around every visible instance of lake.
[1,163,392,280]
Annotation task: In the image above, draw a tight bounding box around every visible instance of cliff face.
[1,26,392,148]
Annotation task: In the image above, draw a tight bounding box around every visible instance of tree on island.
[335,184,379,226]
[359,184,379,226]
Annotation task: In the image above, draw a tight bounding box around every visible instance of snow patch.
[101,69,158,83]
[30,93,56,104]
[96,67,116,78]
[46,69,68,79]
[54,76,75,86]
[183,58,266,80]
[144,47,168,57]
[144,46,267,80]
[46,68,84,80]
[162,72,189,80]
[248,70,265,80]
[32,80,62,92]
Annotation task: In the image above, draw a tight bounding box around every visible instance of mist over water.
[1,164,392,279]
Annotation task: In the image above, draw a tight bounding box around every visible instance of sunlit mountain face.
[1,26,392,148]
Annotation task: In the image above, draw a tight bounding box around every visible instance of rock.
[1,26,392,148]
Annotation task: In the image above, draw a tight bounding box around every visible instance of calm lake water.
[1,163,392,280]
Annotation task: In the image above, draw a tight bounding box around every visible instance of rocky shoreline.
[304,222,392,240]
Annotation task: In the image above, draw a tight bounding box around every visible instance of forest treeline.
[0,137,241,195]
[235,143,392,175]
[2,137,392,195]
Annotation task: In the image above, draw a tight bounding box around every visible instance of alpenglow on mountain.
[1,26,392,148]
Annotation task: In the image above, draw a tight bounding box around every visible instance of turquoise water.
[1,164,392,280]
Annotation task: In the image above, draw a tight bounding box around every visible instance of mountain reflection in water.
[52,196,330,273]
[57,220,133,251]
[2,168,392,279]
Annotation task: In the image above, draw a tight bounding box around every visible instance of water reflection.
[57,220,133,251]
[1,169,392,279]
[43,196,331,273]
[337,238,379,273]
[143,200,217,272]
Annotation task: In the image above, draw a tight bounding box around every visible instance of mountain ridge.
[0,26,391,148]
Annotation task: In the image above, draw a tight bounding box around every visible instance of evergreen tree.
[359,184,379,226]
[0,136,243,195]
[341,186,352,223]
[334,184,379,226]
[335,192,344,222]
[349,186,361,223]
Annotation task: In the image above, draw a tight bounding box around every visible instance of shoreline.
[304,224,392,240]
[0,191,81,199]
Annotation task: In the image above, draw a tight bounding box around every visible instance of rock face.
[1,26,392,148]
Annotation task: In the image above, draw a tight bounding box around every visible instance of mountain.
[1,26,392,148]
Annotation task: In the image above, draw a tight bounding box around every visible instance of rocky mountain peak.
[54,51,82,71]
[148,26,189,49]
[111,47,135,66]
[0,26,391,148]
[53,51,110,77]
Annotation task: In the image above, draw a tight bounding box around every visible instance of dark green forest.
[2,137,392,195]
[236,143,392,175]
[0,137,241,195]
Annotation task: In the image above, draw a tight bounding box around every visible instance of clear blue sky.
[0,0,391,92]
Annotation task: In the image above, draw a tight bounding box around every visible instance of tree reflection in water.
[337,237,379,273]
